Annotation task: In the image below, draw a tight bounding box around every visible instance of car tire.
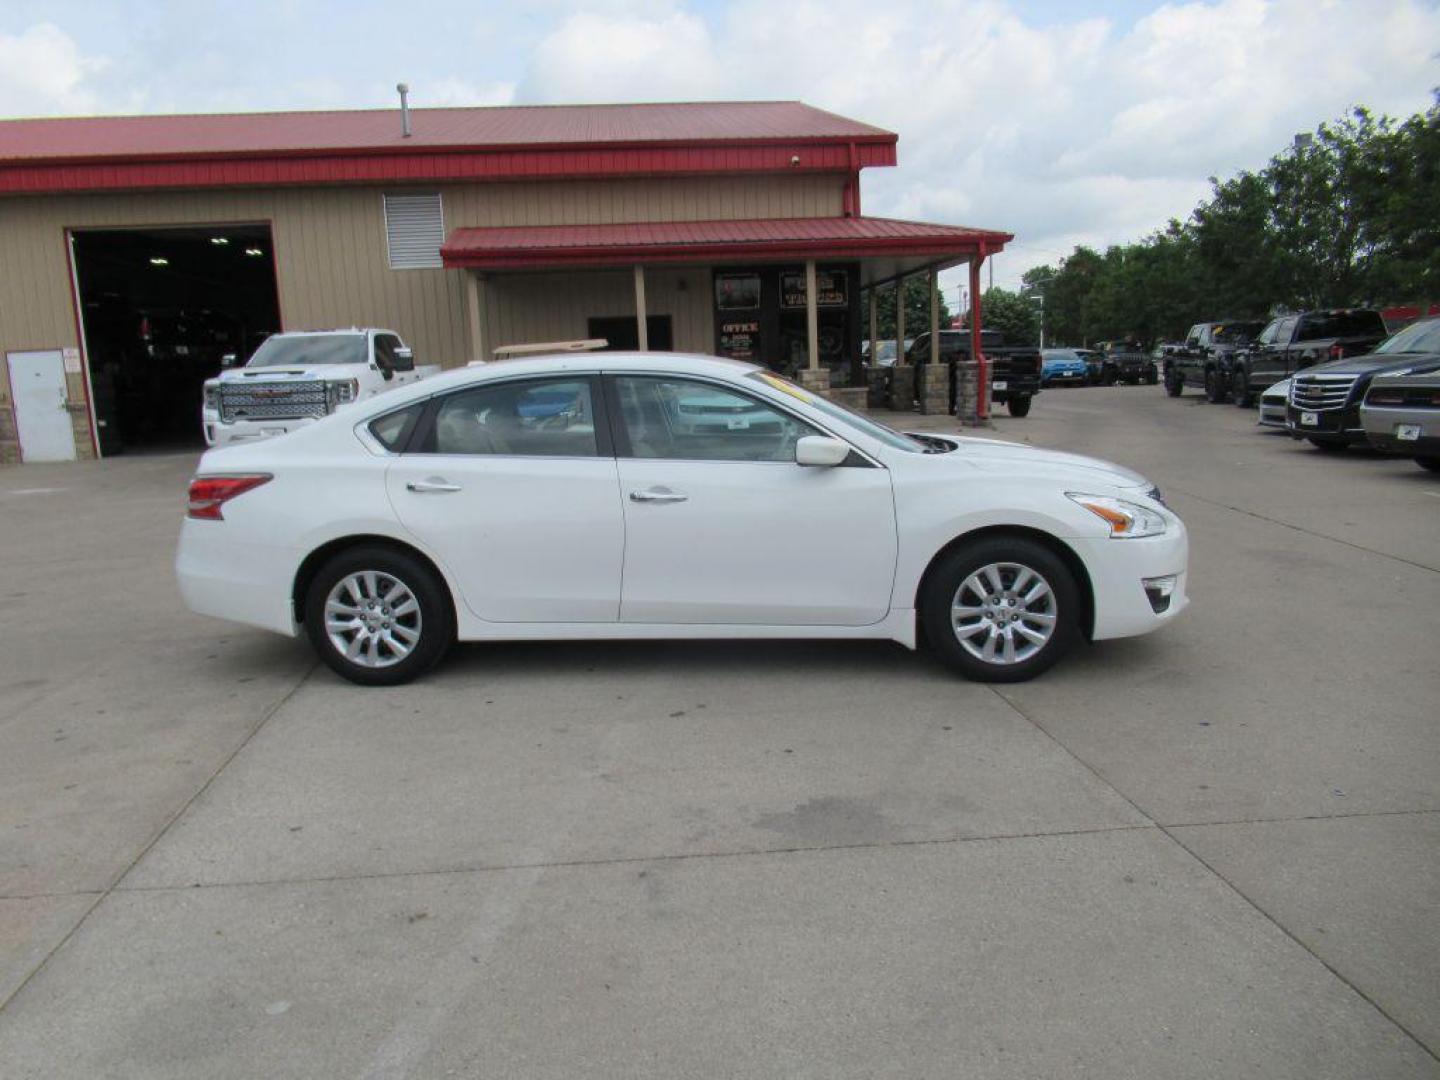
[1145,370,1159,385]
[1416,456,1440,472]
[1007,395,1032,418]
[304,545,454,686]
[1307,437,1349,453]
[1165,372,1183,397]
[1204,369,1226,404]
[1232,371,1252,408]
[921,536,1080,683]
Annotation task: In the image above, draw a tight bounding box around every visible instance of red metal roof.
[441,216,1011,269]
[0,101,897,195]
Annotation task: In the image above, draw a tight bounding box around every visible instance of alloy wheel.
[950,562,1058,665]
[324,570,423,669]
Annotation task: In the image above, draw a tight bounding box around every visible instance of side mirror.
[392,346,415,372]
[220,353,239,368]
[795,435,851,467]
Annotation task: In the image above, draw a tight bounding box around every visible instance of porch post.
[970,255,987,421]
[868,288,878,357]
[465,272,487,363]
[634,265,649,351]
[888,275,914,410]
[918,266,946,414]
[805,259,820,370]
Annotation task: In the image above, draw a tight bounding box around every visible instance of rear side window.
[425,378,598,457]
[369,403,423,451]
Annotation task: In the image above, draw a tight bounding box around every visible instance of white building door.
[10,351,77,462]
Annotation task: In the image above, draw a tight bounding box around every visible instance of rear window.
[1296,311,1385,341]
[369,402,423,451]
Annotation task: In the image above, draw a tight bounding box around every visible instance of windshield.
[1213,322,1263,343]
[746,371,923,452]
[1296,311,1385,341]
[1375,318,1440,355]
[247,334,367,367]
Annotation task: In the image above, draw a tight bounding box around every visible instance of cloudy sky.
[2,0,1438,296]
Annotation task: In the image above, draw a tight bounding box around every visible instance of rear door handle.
[406,478,462,493]
[629,488,688,504]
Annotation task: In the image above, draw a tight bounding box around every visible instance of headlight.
[326,379,360,409]
[203,383,219,411]
[1066,492,1167,538]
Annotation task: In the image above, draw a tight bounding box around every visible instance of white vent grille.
[383,193,444,270]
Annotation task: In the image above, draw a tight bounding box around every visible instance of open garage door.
[72,224,281,453]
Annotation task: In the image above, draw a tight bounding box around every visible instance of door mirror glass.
[392,346,415,372]
[795,435,851,467]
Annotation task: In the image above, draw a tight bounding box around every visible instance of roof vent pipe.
[397,83,412,138]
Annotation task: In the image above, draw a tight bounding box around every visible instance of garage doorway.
[71,224,282,453]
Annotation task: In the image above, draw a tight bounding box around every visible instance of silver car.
[1258,377,1290,428]
[1359,360,1440,472]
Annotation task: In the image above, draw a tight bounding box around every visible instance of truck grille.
[218,382,329,423]
[1289,374,1358,412]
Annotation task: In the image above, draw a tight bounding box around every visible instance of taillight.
[1329,343,1346,361]
[187,474,272,520]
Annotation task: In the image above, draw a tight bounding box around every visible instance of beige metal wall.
[0,172,843,461]
[481,268,714,355]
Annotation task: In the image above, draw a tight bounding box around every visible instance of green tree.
[874,276,950,339]
[964,287,1039,345]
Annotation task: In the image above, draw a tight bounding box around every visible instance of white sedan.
[177,353,1188,685]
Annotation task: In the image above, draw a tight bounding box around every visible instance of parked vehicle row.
[1167,310,1440,472]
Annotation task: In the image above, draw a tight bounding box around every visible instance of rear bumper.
[175,520,299,636]
[1071,524,1190,642]
[1361,405,1440,454]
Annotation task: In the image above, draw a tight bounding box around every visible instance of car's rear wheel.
[304,546,453,685]
[1232,371,1252,408]
[1204,369,1226,403]
[1007,395,1032,418]
[1416,456,1440,472]
[921,537,1080,683]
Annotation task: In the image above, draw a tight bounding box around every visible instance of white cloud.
[0,22,108,117]
[423,78,517,108]
[520,10,724,102]
[516,0,1440,289]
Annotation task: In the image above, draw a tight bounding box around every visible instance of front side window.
[374,335,399,369]
[427,379,597,457]
[614,376,819,462]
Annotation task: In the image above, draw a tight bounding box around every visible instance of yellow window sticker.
[756,372,815,403]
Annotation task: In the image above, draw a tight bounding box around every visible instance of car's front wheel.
[1007,395,1032,418]
[304,546,454,685]
[1165,371,1183,397]
[1307,437,1349,453]
[921,537,1080,683]
[1416,456,1440,472]
[1232,371,1252,408]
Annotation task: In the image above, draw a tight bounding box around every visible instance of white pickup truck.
[202,328,438,447]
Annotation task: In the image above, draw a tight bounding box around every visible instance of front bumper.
[1042,370,1087,385]
[1286,405,1362,441]
[1071,521,1190,641]
[1257,398,1288,427]
[206,415,320,447]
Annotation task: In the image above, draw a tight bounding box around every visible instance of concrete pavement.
[1,384,1437,1077]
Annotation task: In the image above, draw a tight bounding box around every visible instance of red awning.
[440,216,1012,271]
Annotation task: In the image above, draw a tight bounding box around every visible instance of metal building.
[0,101,1009,463]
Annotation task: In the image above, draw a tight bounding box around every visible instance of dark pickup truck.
[1094,340,1158,385]
[907,328,1043,417]
[1165,320,1265,401]
[1229,309,1388,407]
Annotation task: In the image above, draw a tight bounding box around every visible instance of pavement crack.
[0,660,318,1017]
[1168,485,1440,574]
[109,822,1157,895]
[987,683,1440,1065]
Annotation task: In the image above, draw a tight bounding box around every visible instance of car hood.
[914,434,1151,490]
[1299,352,1440,378]
[214,364,369,384]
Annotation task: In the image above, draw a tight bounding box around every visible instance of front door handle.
[406,478,462,493]
[629,488,688,504]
